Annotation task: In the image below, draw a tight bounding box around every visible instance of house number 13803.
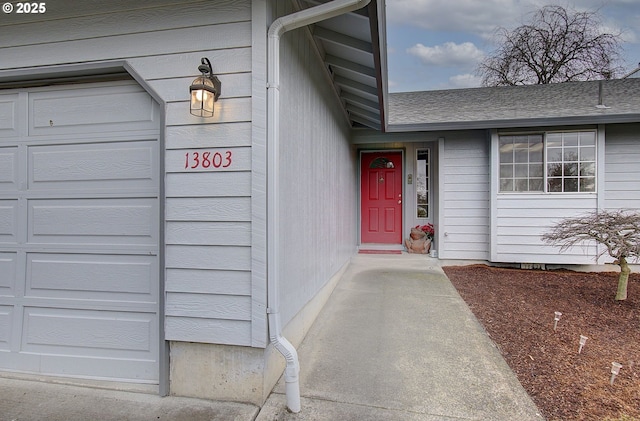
[185,151,232,170]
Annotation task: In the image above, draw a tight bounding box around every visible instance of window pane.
[580,146,595,161]
[547,148,562,162]
[529,178,544,191]
[564,162,578,176]
[579,131,596,146]
[500,142,514,163]
[515,179,529,191]
[564,147,578,161]
[500,179,514,191]
[416,149,429,218]
[515,149,530,163]
[548,162,563,177]
[529,163,543,177]
[564,178,578,192]
[529,143,543,162]
[514,136,529,148]
[563,132,578,146]
[580,162,595,177]
[515,163,528,177]
[548,178,562,192]
[546,133,562,147]
[500,164,514,178]
[580,177,595,192]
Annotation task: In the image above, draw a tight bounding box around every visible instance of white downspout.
[266,0,371,414]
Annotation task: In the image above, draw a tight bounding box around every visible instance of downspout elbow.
[268,311,300,413]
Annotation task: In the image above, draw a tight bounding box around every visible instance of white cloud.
[386,0,640,91]
[387,0,640,40]
[448,73,482,88]
[407,42,484,67]
[387,0,528,38]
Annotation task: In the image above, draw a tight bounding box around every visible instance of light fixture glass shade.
[190,76,216,117]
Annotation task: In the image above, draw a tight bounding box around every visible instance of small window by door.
[416,149,430,218]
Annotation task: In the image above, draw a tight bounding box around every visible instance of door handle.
[398,200,402,204]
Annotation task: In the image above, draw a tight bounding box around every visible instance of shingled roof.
[387,78,640,132]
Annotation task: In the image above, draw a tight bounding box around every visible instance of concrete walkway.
[0,376,259,421]
[257,254,544,420]
[0,254,543,420]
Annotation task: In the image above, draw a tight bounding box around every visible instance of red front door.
[360,152,403,244]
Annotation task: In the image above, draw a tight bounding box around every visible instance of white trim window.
[499,130,596,193]
[416,148,430,218]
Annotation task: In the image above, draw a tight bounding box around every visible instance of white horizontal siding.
[605,124,640,210]
[0,0,255,347]
[440,136,490,260]
[493,195,598,263]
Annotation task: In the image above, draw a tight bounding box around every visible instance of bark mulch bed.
[443,264,640,421]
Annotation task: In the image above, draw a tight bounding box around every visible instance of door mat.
[358,249,402,254]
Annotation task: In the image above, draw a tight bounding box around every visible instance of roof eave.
[367,0,388,132]
[386,114,640,133]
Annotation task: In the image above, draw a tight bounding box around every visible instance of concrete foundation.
[169,260,350,405]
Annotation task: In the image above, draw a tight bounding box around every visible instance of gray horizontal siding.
[440,136,490,260]
[0,0,255,347]
[274,1,357,327]
[605,124,640,210]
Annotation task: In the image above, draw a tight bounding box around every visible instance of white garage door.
[0,81,160,383]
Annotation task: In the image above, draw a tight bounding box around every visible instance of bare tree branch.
[542,210,640,300]
[478,5,624,86]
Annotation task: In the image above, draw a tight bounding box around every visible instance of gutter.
[266,0,371,413]
[385,113,640,133]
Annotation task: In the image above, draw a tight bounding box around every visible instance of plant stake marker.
[578,335,588,354]
[553,311,562,331]
[610,362,622,385]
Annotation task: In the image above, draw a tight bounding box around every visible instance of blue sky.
[385,0,640,92]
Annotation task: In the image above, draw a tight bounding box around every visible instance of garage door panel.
[0,147,18,189]
[26,253,156,301]
[0,95,19,138]
[0,305,12,350]
[29,86,158,136]
[29,141,157,191]
[0,252,17,296]
[23,308,156,356]
[29,198,157,246]
[5,81,160,383]
[0,201,18,244]
[39,354,158,383]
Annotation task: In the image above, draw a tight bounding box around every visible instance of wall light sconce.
[190,57,221,117]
